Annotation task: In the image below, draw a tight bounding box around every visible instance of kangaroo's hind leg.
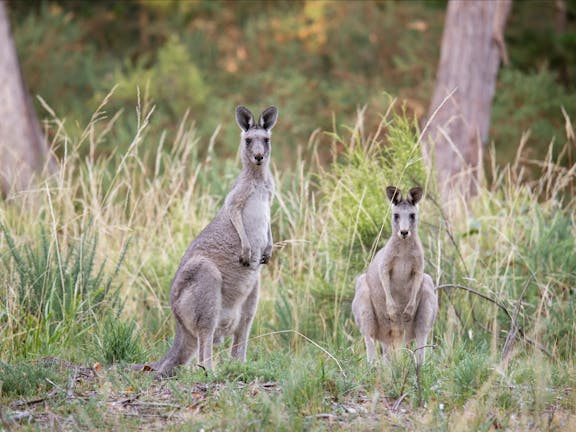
[231,277,259,361]
[154,325,198,376]
[172,257,223,371]
[352,274,378,363]
[414,274,438,365]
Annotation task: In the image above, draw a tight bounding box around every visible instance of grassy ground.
[1,100,575,430]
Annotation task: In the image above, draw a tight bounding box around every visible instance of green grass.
[1,98,575,430]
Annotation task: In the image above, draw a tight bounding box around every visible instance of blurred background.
[2,3,576,428]
[6,0,576,168]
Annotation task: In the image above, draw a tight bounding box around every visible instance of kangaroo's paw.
[386,305,400,322]
[260,253,270,264]
[239,247,252,266]
[132,363,157,372]
[401,304,416,322]
[155,366,178,380]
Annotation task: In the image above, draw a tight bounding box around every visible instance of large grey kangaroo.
[352,186,438,365]
[143,106,278,375]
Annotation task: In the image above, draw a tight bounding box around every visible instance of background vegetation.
[7,0,576,166]
[1,0,575,430]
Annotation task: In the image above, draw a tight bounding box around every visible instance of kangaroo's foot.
[132,361,161,372]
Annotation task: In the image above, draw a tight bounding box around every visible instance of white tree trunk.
[422,0,512,200]
[0,0,52,197]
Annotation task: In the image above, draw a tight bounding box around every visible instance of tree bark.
[0,0,53,197]
[422,0,512,200]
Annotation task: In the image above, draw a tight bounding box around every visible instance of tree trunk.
[422,0,512,200]
[0,0,53,197]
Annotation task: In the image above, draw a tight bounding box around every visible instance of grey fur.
[352,186,438,365]
[144,106,278,375]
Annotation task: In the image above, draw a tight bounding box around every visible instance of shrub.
[492,68,576,164]
[0,223,126,359]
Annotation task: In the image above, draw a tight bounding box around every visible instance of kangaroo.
[352,186,438,365]
[142,106,278,375]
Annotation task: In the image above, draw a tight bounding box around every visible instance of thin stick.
[501,277,531,361]
[392,393,408,412]
[247,329,344,375]
[402,345,436,408]
[131,401,181,409]
[436,284,552,358]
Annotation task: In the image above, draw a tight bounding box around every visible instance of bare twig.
[403,345,436,408]
[392,393,408,412]
[11,391,57,408]
[246,329,345,375]
[436,283,552,358]
[111,393,142,407]
[131,401,182,409]
[501,277,531,361]
[425,193,470,275]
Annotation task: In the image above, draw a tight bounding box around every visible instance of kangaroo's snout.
[399,230,410,239]
[254,154,264,164]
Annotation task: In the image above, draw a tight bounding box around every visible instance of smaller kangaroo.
[141,105,278,375]
[352,186,438,365]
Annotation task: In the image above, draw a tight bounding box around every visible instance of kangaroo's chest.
[242,188,270,245]
[389,256,417,293]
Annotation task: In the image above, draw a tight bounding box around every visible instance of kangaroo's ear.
[386,186,402,205]
[407,187,423,205]
[259,106,278,131]
[236,106,255,132]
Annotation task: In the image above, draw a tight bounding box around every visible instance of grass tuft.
[95,316,145,365]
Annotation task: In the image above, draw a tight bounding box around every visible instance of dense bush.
[492,68,576,164]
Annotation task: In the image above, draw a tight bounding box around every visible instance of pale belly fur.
[242,191,270,253]
[214,190,269,337]
[389,258,417,305]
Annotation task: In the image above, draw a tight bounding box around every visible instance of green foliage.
[506,0,576,89]
[1,225,108,320]
[95,316,145,365]
[13,4,112,123]
[0,223,126,359]
[320,110,428,264]
[113,36,209,121]
[282,357,339,416]
[10,0,576,176]
[518,206,576,292]
[450,349,490,405]
[212,358,280,383]
[0,361,61,398]
[544,291,576,359]
[492,68,576,163]
[466,190,576,360]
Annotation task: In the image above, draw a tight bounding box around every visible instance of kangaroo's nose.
[255,155,263,162]
[400,230,409,238]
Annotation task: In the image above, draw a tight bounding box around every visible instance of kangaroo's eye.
[245,138,252,145]
[393,214,400,221]
[264,137,270,145]
[409,213,416,221]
